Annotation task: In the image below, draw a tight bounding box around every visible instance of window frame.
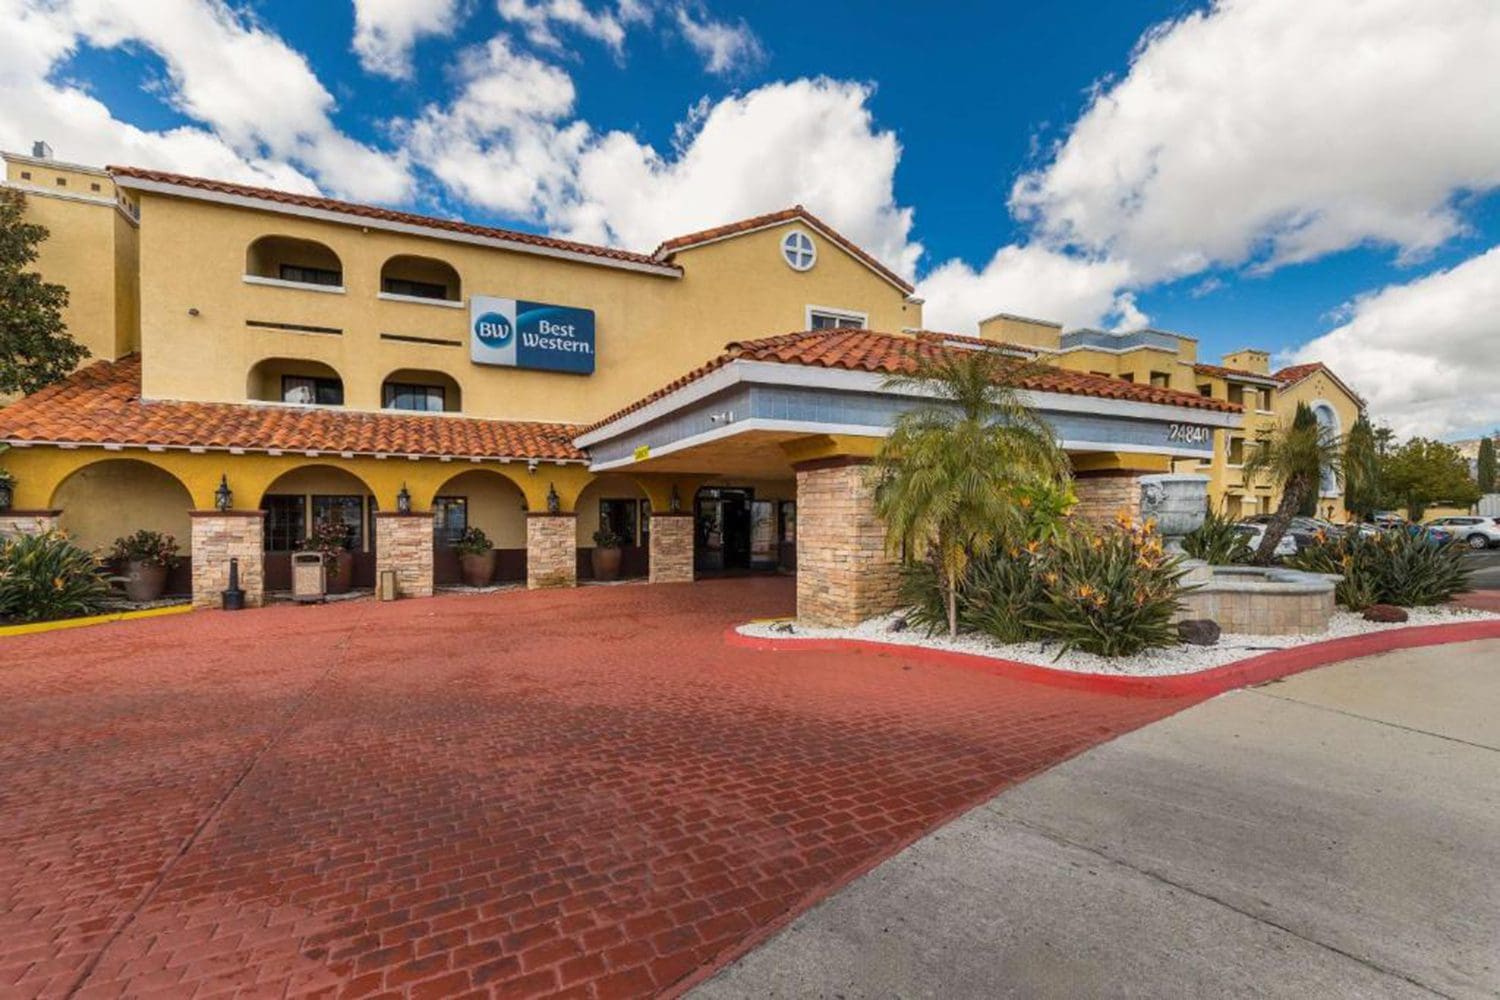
[310,494,365,551]
[381,276,450,300]
[432,496,469,546]
[781,230,816,271]
[382,382,446,412]
[281,374,344,406]
[598,498,641,546]
[278,263,343,287]
[263,495,306,552]
[805,304,868,330]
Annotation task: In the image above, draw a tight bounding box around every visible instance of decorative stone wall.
[1178,568,1338,635]
[0,510,62,540]
[527,514,577,589]
[648,514,695,584]
[1071,472,1145,526]
[795,459,901,626]
[190,511,264,609]
[375,512,435,599]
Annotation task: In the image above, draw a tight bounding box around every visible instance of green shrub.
[1182,505,1252,565]
[111,529,180,567]
[1288,528,1471,609]
[962,543,1048,643]
[453,526,492,557]
[897,558,951,636]
[1028,522,1188,658]
[0,530,113,623]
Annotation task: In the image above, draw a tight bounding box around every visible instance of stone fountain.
[1138,473,1340,636]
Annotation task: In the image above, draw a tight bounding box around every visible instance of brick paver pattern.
[0,578,1198,998]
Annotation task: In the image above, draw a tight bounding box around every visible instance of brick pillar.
[0,510,62,540]
[190,511,264,609]
[1071,471,1145,527]
[795,459,900,626]
[527,514,577,589]
[648,513,695,584]
[375,512,434,598]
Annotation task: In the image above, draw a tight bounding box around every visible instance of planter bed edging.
[724,618,1500,698]
[0,602,193,639]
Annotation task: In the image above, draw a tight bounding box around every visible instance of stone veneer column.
[190,511,264,609]
[1070,471,1146,527]
[527,514,577,589]
[375,512,435,599]
[648,513,695,584]
[795,458,901,627]
[0,510,62,540]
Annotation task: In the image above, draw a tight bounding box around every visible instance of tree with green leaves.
[0,190,86,395]
[874,347,1069,637]
[1290,402,1321,516]
[1478,436,1497,494]
[1243,414,1343,564]
[1342,414,1381,521]
[1380,437,1481,521]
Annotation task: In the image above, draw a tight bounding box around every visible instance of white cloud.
[919,247,1135,333]
[674,6,762,75]
[352,0,463,80]
[1287,247,1500,438]
[0,0,409,201]
[497,0,638,54]
[1010,0,1500,286]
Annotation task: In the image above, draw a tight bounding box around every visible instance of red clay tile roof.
[583,329,1242,434]
[1272,361,1367,405]
[107,166,678,273]
[653,206,916,294]
[0,356,585,461]
[1192,362,1281,383]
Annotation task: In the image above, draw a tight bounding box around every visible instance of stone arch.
[50,458,196,596]
[258,463,381,591]
[574,474,650,580]
[429,468,529,585]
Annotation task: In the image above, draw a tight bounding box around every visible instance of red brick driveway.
[0,578,1198,998]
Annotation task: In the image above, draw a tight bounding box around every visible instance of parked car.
[1233,522,1298,559]
[1401,522,1455,546]
[1425,515,1500,550]
[1240,514,1329,553]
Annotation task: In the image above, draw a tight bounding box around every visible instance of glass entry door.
[695,488,754,571]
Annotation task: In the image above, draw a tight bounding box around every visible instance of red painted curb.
[725,617,1500,699]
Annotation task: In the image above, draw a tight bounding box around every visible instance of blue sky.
[4,0,1498,437]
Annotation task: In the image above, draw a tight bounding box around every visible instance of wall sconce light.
[527,458,540,474]
[546,483,560,514]
[396,483,412,514]
[669,484,681,513]
[213,474,232,511]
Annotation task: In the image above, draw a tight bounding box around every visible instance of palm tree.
[1242,417,1343,564]
[873,346,1069,637]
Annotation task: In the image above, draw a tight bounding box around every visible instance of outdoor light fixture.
[396,483,412,514]
[527,458,539,474]
[546,483,560,514]
[213,474,232,511]
[669,485,681,513]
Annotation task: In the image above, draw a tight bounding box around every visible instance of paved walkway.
[699,639,1500,999]
[0,578,1193,998]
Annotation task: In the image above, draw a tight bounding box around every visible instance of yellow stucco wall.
[52,458,193,553]
[433,469,528,548]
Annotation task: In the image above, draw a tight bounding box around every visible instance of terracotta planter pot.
[591,546,622,582]
[123,560,168,603]
[459,550,497,587]
[326,550,355,594]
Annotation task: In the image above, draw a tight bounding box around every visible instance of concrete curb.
[724,618,1500,699]
[0,603,192,638]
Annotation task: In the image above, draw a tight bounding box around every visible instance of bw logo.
[474,311,513,347]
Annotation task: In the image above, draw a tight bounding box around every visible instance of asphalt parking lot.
[1465,548,1500,590]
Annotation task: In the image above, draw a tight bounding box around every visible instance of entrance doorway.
[695,488,786,573]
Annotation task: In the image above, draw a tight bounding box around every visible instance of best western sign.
[470,295,595,374]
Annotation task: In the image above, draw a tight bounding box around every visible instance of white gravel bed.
[738,604,1500,677]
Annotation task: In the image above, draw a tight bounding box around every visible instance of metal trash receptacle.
[379,569,398,601]
[291,551,326,602]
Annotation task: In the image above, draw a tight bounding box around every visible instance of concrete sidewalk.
[697,639,1500,999]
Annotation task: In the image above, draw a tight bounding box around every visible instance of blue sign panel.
[470,295,595,374]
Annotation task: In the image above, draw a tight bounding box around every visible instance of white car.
[1425,515,1500,550]
[1234,522,1299,559]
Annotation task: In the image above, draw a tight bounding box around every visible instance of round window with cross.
[781,230,816,271]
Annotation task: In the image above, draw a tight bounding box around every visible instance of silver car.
[1425,515,1500,550]
[1234,522,1299,558]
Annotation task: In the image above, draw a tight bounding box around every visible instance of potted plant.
[110,529,180,602]
[0,469,13,512]
[309,515,355,594]
[453,526,495,586]
[591,527,624,581]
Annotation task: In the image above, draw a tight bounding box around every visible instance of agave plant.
[0,530,113,623]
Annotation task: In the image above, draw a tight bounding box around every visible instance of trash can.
[378,568,398,602]
[291,551,326,602]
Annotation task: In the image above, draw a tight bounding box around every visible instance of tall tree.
[0,190,86,395]
[1291,402,1321,516]
[1342,414,1381,522]
[1242,415,1342,564]
[1373,423,1397,457]
[1478,435,1497,494]
[874,347,1069,637]
[1380,437,1482,521]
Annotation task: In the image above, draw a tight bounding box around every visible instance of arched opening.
[381,368,462,413]
[245,235,344,287]
[430,469,528,586]
[380,254,461,302]
[575,475,649,580]
[52,459,195,596]
[248,358,344,406]
[258,465,377,592]
[1312,401,1342,497]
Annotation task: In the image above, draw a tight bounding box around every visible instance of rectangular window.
[1227,437,1247,465]
[599,499,640,545]
[1198,383,1213,397]
[382,277,448,300]
[311,495,364,550]
[383,382,446,412]
[432,496,468,546]
[1227,385,1246,407]
[282,375,344,406]
[1118,372,1135,382]
[779,500,797,543]
[1150,371,1171,388]
[264,495,305,551]
[808,309,865,329]
[278,263,342,286]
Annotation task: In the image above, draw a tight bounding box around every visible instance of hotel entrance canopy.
[574,330,1244,478]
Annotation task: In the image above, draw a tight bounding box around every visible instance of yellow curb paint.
[0,603,193,638]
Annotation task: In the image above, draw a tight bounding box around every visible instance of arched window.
[1312,401,1341,496]
[379,255,462,302]
[247,358,345,406]
[380,368,462,412]
[245,235,344,288]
